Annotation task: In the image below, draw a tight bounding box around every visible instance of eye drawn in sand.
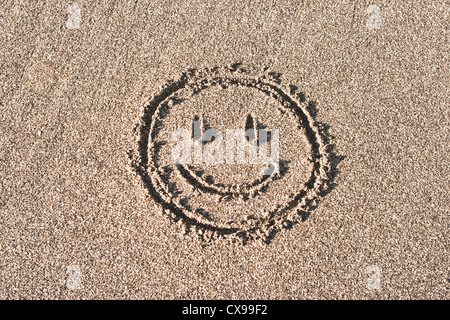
[129,64,341,244]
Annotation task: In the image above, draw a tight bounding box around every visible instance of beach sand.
[0,0,448,299]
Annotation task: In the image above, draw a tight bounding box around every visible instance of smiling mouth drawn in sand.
[129,64,337,244]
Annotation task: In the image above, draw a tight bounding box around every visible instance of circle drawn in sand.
[130,64,337,244]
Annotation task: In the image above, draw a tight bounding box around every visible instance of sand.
[0,0,448,299]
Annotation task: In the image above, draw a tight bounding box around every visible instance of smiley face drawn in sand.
[130,65,336,243]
